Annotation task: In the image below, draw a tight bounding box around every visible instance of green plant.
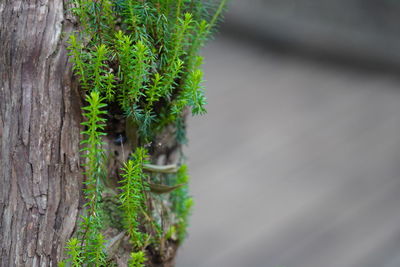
[128,251,146,267]
[170,165,193,241]
[63,238,84,267]
[62,0,227,265]
[118,148,149,248]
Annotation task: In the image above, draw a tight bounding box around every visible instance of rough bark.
[0,1,83,266]
[0,1,184,266]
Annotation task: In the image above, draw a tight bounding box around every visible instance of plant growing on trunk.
[60,0,227,266]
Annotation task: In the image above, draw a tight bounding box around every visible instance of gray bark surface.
[0,1,82,266]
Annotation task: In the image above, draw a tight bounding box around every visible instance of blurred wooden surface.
[223,0,400,68]
[176,33,400,267]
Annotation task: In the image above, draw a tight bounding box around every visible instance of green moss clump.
[62,0,227,265]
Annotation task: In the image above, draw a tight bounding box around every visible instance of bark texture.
[0,1,82,266]
[0,2,184,266]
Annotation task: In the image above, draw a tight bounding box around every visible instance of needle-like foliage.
[170,165,193,241]
[63,0,227,265]
[128,251,146,267]
[62,92,108,266]
[68,0,227,142]
[118,148,149,247]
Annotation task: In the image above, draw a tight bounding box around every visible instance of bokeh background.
[176,1,400,266]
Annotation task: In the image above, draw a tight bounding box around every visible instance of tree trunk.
[0,1,186,266]
[0,1,83,265]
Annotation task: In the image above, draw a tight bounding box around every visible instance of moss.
[63,0,226,265]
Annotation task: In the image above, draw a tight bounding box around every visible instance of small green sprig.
[83,232,107,267]
[118,147,149,248]
[128,251,146,267]
[80,91,107,209]
[63,92,108,266]
[171,165,194,242]
[61,238,84,267]
[67,35,89,90]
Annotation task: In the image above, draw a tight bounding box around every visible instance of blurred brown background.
[176,1,400,266]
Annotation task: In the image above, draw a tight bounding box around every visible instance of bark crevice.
[0,1,82,266]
